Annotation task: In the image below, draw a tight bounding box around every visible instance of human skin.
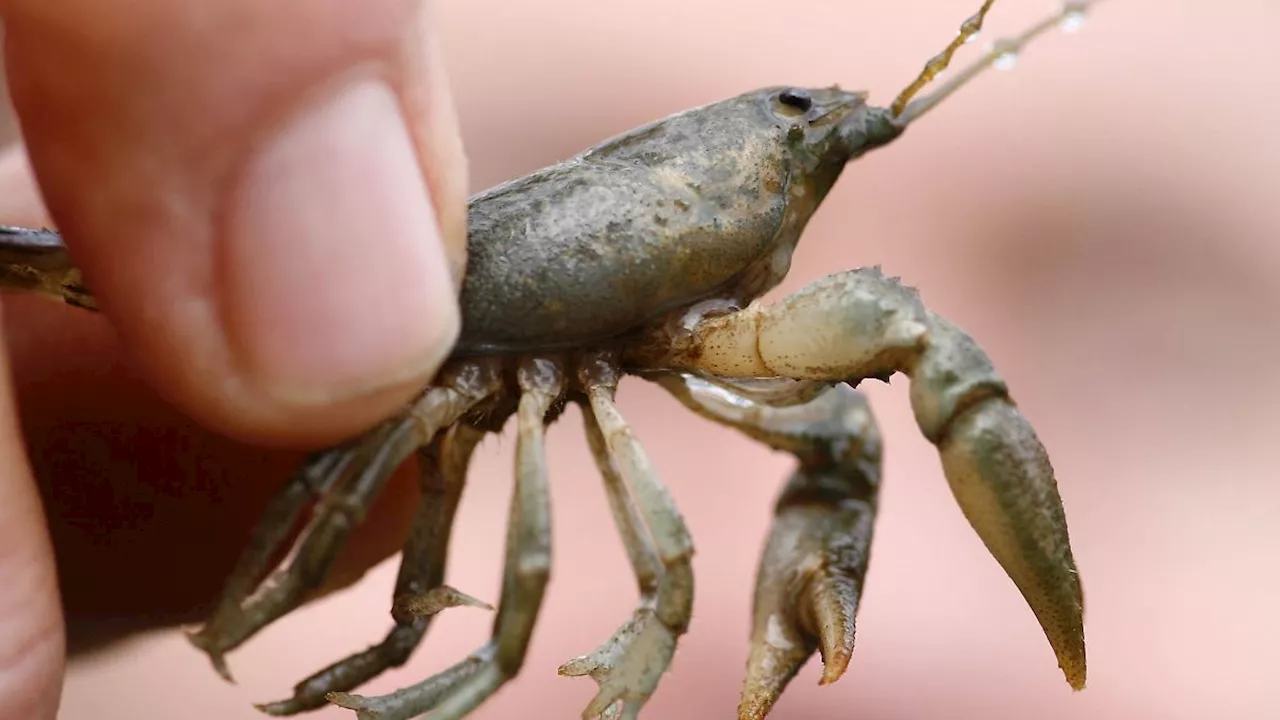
[0,1,470,717]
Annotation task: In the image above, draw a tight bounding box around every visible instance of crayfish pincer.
[0,1,1099,718]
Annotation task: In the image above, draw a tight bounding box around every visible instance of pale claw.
[935,396,1086,689]
[558,608,677,719]
[739,480,877,720]
[911,313,1086,689]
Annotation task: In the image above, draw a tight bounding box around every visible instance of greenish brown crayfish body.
[455,86,901,355]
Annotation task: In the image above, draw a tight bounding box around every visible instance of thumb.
[0,0,468,445]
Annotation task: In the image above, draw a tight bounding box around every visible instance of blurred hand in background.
[0,1,469,717]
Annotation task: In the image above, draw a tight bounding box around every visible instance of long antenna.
[891,0,996,118]
[891,1,1099,126]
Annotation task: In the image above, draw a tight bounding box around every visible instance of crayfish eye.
[778,89,813,112]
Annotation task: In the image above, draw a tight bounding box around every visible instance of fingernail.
[221,78,459,405]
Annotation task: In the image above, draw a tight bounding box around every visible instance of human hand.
[0,1,467,716]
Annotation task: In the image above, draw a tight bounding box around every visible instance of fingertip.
[220,77,459,412]
[1,0,467,445]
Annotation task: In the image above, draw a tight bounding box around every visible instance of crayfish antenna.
[892,1,1102,125]
[890,0,996,118]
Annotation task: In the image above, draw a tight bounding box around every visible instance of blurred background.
[11,0,1277,718]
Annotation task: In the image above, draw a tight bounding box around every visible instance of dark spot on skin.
[673,199,690,211]
[779,89,813,111]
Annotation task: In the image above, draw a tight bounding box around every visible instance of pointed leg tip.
[817,653,851,686]
[390,585,495,624]
[738,675,789,720]
[802,576,857,688]
[253,701,289,716]
[255,691,324,717]
[1062,657,1087,691]
[206,652,235,683]
[1047,623,1086,691]
[325,691,368,711]
[557,655,599,677]
[183,627,236,683]
[440,584,496,611]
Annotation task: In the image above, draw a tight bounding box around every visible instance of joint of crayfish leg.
[903,311,1010,446]
[416,357,507,433]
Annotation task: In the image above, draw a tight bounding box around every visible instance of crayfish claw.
[740,483,876,720]
[909,313,1086,690]
[934,395,1087,689]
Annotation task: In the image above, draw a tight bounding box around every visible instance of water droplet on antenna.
[1060,7,1087,34]
[993,49,1019,71]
